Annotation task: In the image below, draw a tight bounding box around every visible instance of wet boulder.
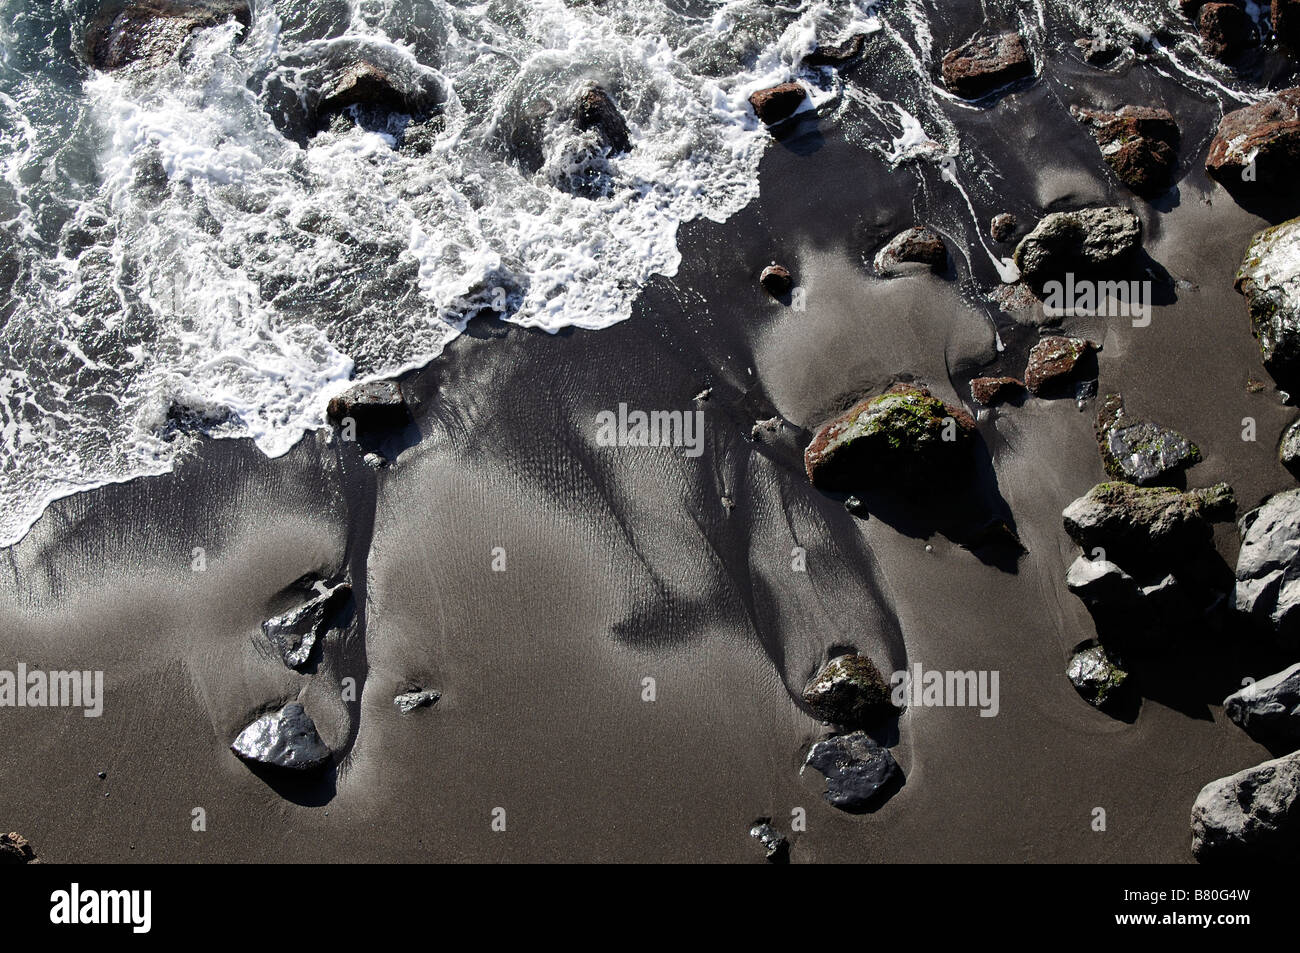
[394,689,441,713]
[802,732,902,812]
[1198,2,1254,61]
[940,32,1034,99]
[1235,217,1300,392]
[573,84,632,154]
[989,213,1017,243]
[1066,642,1132,712]
[1207,89,1300,201]
[1012,207,1142,288]
[318,61,413,118]
[86,0,251,73]
[1235,488,1300,644]
[261,582,352,670]
[760,264,793,298]
[1023,336,1095,395]
[326,380,410,432]
[1094,393,1201,486]
[749,83,807,125]
[801,654,896,728]
[873,226,947,277]
[231,702,331,772]
[804,33,868,67]
[1191,750,1300,861]
[803,383,977,493]
[1224,663,1300,749]
[1071,105,1180,197]
[1062,481,1236,569]
[970,376,1024,406]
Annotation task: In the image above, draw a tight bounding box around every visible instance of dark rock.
[1198,2,1254,61]
[0,831,37,864]
[1224,663,1300,749]
[574,84,632,154]
[749,82,807,125]
[1191,751,1300,861]
[394,689,441,713]
[1012,207,1142,288]
[86,0,251,73]
[1065,554,1185,640]
[940,32,1034,99]
[1206,89,1300,199]
[262,582,351,670]
[873,226,947,276]
[970,376,1024,406]
[802,732,901,811]
[801,654,896,727]
[318,61,411,118]
[748,821,789,862]
[326,380,410,431]
[231,702,331,772]
[990,213,1017,242]
[1062,481,1236,568]
[760,264,793,298]
[804,33,868,67]
[1094,393,1201,486]
[1067,642,1132,711]
[1023,335,1095,395]
[1071,105,1180,197]
[1235,217,1300,392]
[803,383,977,492]
[1235,488,1300,643]
[1075,31,1126,66]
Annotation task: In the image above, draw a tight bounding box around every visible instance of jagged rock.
[1067,642,1132,711]
[319,62,410,119]
[326,381,410,431]
[1094,393,1201,486]
[803,383,976,492]
[1066,554,1185,636]
[1281,419,1300,473]
[1063,481,1235,568]
[394,689,441,713]
[805,33,868,67]
[1207,89,1300,200]
[749,83,807,125]
[873,226,947,276]
[231,702,331,772]
[1071,105,1180,197]
[1012,207,1142,288]
[1235,488,1300,643]
[1198,2,1254,61]
[801,654,895,727]
[574,84,632,154]
[1191,751,1300,861]
[748,821,789,862]
[802,732,901,811]
[262,582,351,670]
[760,264,793,297]
[0,832,37,864]
[940,32,1034,99]
[990,213,1017,243]
[1224,663,1300,748]
[1066,555,1140,609]
[970,376,1024,406]
[86,0,251,73]
[1023,336,1095,395]
[1235,217,1300,392]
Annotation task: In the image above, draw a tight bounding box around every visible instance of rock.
[1094,393,1201,486]
[1066,642,1132,711]
[760,264,793,298]
[86,0,251,73]
[803,383,977,492]
[1235,217,1300,392]
[1224,663,1300,748]
[1276,0,1300,52]
[801,654,896,727]
[1191,750,1300,861]
[231,702,331,772]
[262,583,351,670]
[940,32,1034,99]
[990,213,1017,243]
[802,732,902,811]
[1063,481,1236,568]
[318,61,415,121]
[1206,89,1300,199]
[394,689,441,713]
[573,84,632,154]
[804,33,868,67]
[873,226,947,276]
[1281,419,1300,473]
[748,821,789,862]
[1235,488,1300,642]
[970,376,1024,406]
[326,381,410,431]
[749,82,807,125]
[1066,555,1140,609]
[1071,105,1180,197]
[1198,2,1254,61]
[1075,31,1126,66]
[750,416,783,440]
[1023,335,1094,395]
[1012,207,1142,288]
[0,831,37,864]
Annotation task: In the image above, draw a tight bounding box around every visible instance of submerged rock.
[749,83,807,125]
[86,0,251,73]
[1066,642,1132,711]
[803,383,976,492]
[573,84,632,154]
[1094,393,1201,486]
[1224,663,1300,749]
[327,381,410,432]
[989,213,1017,243]
[940,32,1034,99]
[873,226,947,276]
[801,654,895,727]
[262,582,351,670]
[1012,207,1142,288]
[0,831,37,864]
[231,702,331,772]
[760,264,793,298]
[802,732,901,811]
[1191,751,1300,861]
[1235,217,1300,392]
[394,689,441,713]
[1023,336,1094,395]
[1198,2,1254,61]
[970,376,1024,406]
[1062,481,1236,567]
[1235,488,1300,643]
[1071,105,1180,197]
[1207,89,1300,200]
[748,821,789,863]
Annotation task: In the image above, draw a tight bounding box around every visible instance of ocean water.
[0,0,1279,546]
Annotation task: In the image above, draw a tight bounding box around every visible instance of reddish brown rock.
[940,32,1034,99]
[1198,2,1254,60]
[873,226,947,276]
[1071,105,1180,197]
[1206,88,1300,198]
[970,376,1025,406]
[1024,336,1095,395]
[760,264,793,298]
[990,213,1017,243]
[749,83,807,125]
[805,33,868,67]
